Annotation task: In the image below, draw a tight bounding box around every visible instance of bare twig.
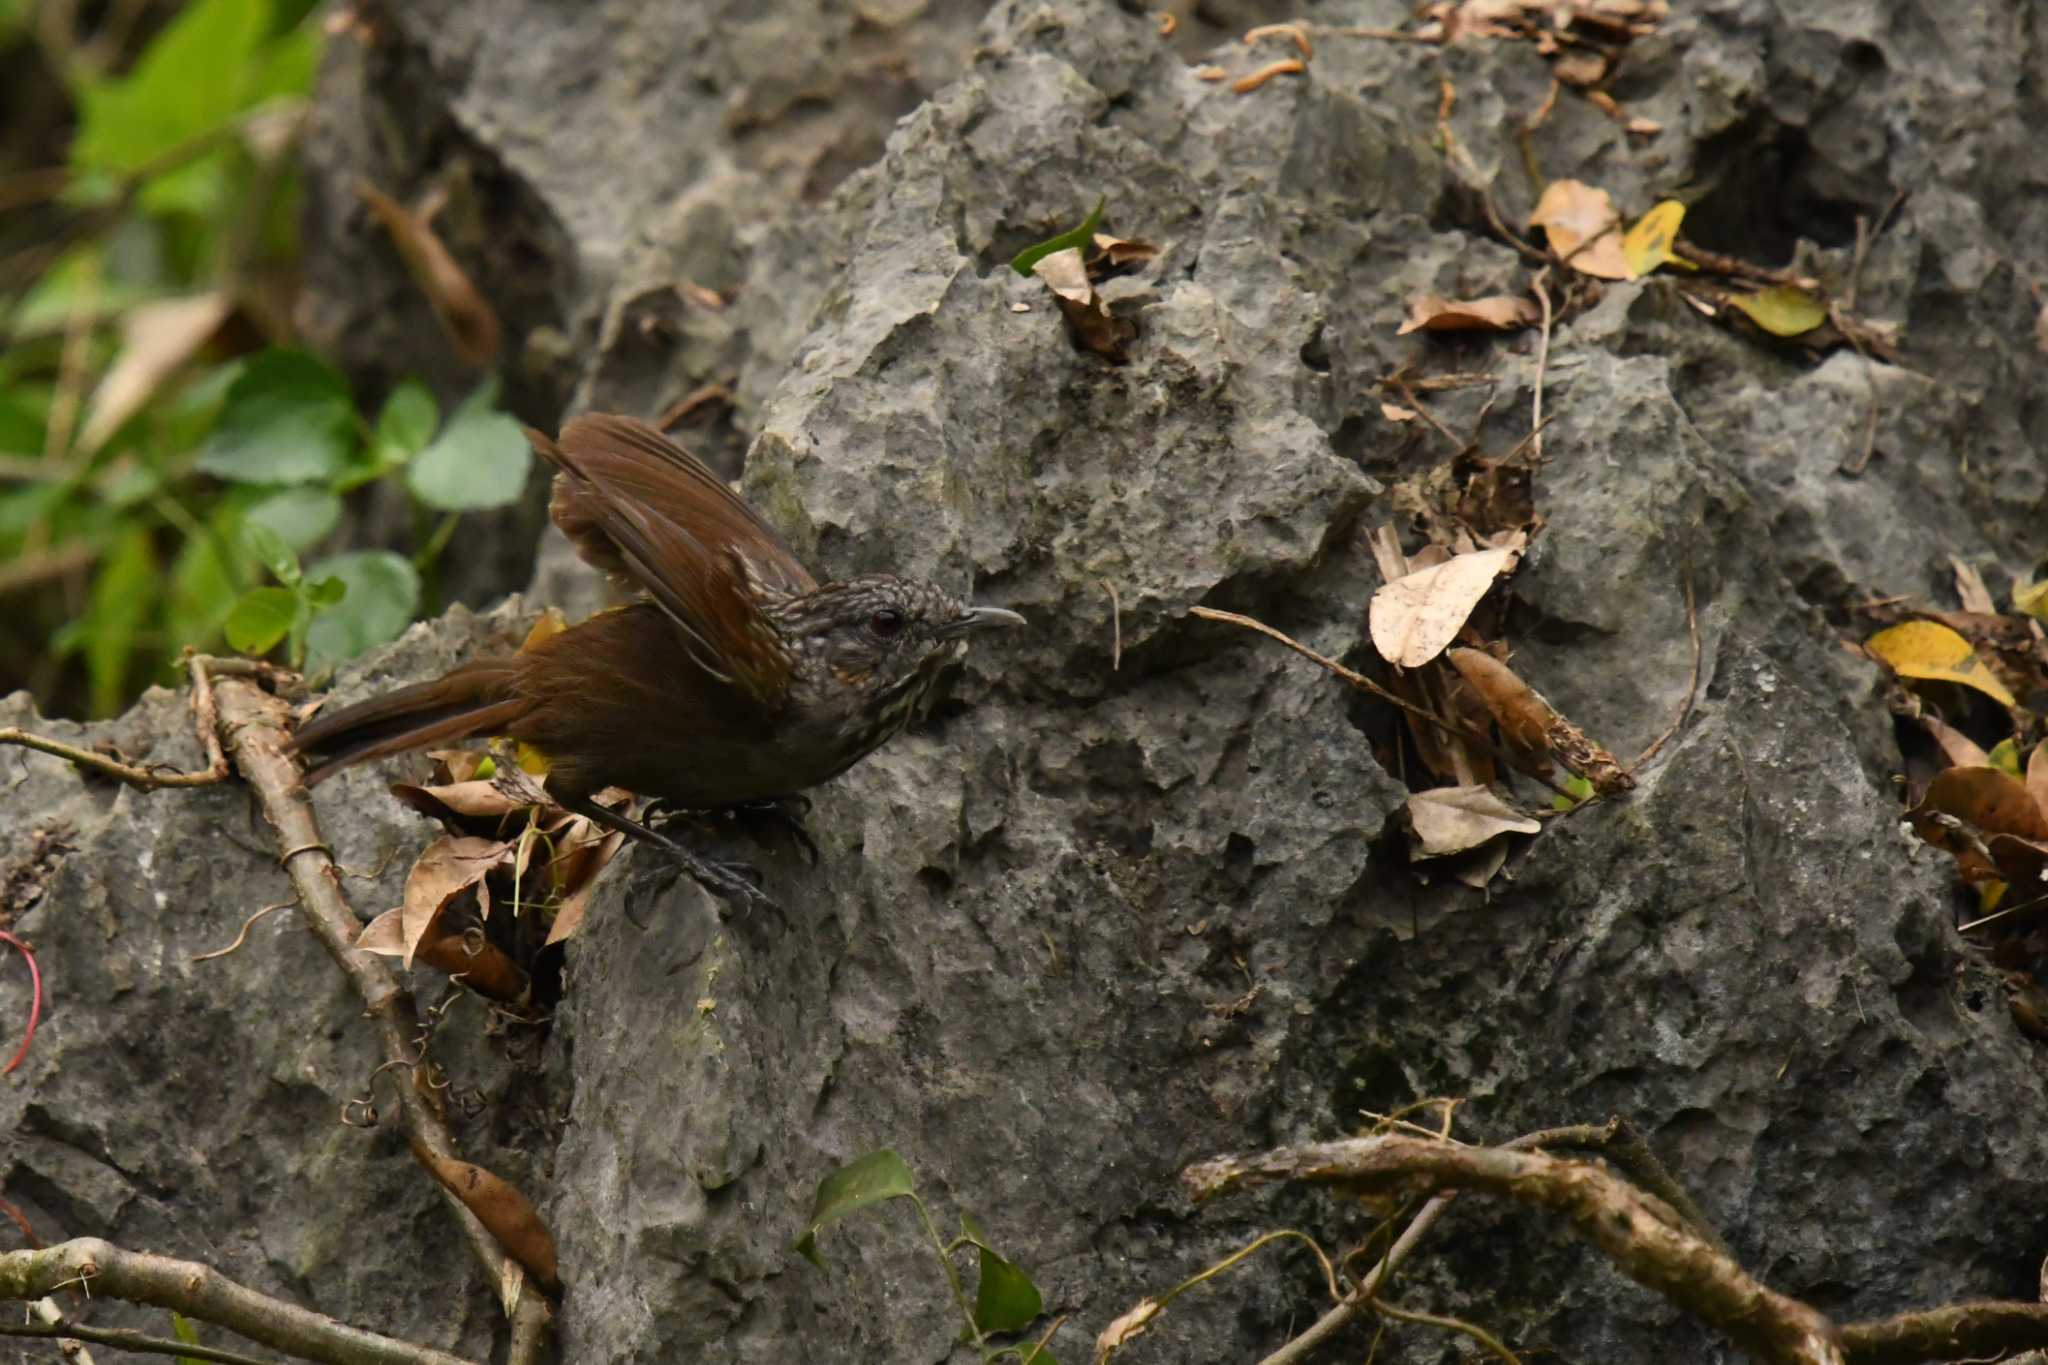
[1101,579,1123,670]
[1529,268,1553,462]
[1629,570,1701,769]
[2,1317,272,1365]
[1369,1294,1522,1363]
[211,680,553,1360]
[0,654,247,790]
[1188,607,1577,800]
[1839,1301,2048,1364]
[190,900,296,963]
[0,1238,479,1365]
[1191,1135,1844,1364]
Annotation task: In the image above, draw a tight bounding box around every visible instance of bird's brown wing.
[525,415,814,705]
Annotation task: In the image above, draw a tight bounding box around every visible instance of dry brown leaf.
[79,293,232,453]
[1380,401,1420,423]
[1527,179,1631,280]
[1909,766,2048,884]
[1369,546,1519,667]
[1447,646,1553,761]
[399,835,505,966]
[392,779,527,824]
[1918,714,1991,771]
[1396,292,1538,335]
[1551,50,1607,85]
[2028,741,2048,815]
[1406,784,1540,857]
[356,179,501,367]
[414,1147,559,1290]
[546,829,626,946]
[1092,233,1160,267]
[412,927,529,1002]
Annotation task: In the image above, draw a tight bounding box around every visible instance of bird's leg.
[645,794,819,867]
[559,793,772,914]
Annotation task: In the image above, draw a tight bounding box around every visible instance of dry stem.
[212,679,553,1360]
[0,653,248,790]
[0,1238,478,1365]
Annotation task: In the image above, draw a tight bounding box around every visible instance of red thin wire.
[0,929,40,1075]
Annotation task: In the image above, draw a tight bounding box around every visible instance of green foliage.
[1010,195,1106,277]
[1,2,535,715]
[799,1151,1057,1364]
[170,1309,207,1365]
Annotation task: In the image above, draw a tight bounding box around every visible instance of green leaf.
[1010,195,1106,277]
[959,1210,992,1248]
[72,0,269,176]
[197,349,355,485]
[171,1310,206,1365]
[305,575,346,607]
[973,1245,1044,1335]
[245,486,340,550]
[793,1150,917,1270]
[242,519,300,586]
[165,506,247,650]
[405,380,531,511]
[224,585,298,655]
[302,550,419,676]
[1550,774,1595,813]
[78,527,158,716]
[376,379,439,458]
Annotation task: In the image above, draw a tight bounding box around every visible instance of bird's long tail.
[289,658,529,786]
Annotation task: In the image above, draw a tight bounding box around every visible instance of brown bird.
[290,414,1023,905]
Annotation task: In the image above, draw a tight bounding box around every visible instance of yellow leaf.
[2014,575,2048,621]
[1867,620,2017,708]
[514,741,552,775]
[1621,200,1694,278]
[519,606,568,651]
[1729,285,1826,337]
[1988,737,2025,779]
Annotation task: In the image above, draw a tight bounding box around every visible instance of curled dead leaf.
[414,1146,559,1290]
[400,835,506,965]
[1396,292,1538,335]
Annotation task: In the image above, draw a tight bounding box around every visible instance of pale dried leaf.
[1380,401,1419,423]
[1527,179,1630,280]
[1369,546,1519,667]
[1096,1297,1162,1359]
[1951,556,1997,615]
[546,829,626,945]
[1031,247,1094,304]
[354,908,407,956]
[1406,784,1541,857]
[1092,233,1160,266]
[416,1149,559,1289]
[79,293,231,453]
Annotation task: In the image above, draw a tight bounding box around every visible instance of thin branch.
[1187,1134,1843,1364]
[1529,268,1552,463]
[0,653,250,790]
[1369,1294,1522,1363]
[211,679,554,1361]
[0,1239,478,1365]
[1,1317,275,1365]
[190,900,296,963]
[1188,606,1577,800]
[1838,1301,2048,1364]
[1629,570,1701,770]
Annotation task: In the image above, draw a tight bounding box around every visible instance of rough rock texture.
[7,1,2048,1363]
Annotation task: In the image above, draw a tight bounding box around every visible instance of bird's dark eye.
[869,607,906,637]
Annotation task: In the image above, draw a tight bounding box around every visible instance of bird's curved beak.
[937,605,1026,639]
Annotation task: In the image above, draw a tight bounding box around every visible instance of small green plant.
[796,1150,1061,1364]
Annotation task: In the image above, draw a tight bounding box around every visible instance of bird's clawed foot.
[645,794,819,867]
[562,795,776,915]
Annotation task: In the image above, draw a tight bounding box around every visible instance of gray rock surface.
[8,1,2048,1362]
